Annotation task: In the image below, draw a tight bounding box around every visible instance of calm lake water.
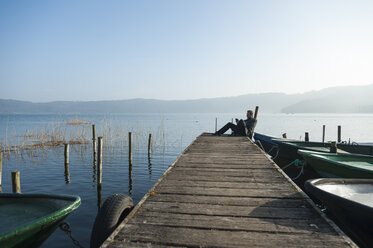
[0,113,373,247]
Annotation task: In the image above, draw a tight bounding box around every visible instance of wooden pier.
[102,133,357,247]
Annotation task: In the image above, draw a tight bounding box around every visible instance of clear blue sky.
[1,0,372,102]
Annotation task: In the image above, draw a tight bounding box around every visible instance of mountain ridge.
[1,84,372,113]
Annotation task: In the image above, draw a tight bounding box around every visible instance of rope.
[266,145,277,154]
[281,160,295,170]
[59,222,85,248]
[291,162,305,181]
[279,159,305,180]
[272,147,280,160]
[280,159,302,170]
[256,140,266,152]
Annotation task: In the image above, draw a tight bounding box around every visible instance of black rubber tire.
[90,193,133,248]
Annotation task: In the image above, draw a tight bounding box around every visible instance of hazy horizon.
[1,1,373,102]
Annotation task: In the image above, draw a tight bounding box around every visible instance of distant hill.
[1,84,373,113]
[281,84,373,113]
[0,93,302,114]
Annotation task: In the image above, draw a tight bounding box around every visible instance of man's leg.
[215,122,238,135]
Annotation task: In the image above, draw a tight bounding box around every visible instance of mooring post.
[97,136,103,186]
[338,125,341,143]
[305,132,309,142]
[322,125,326,143]
[148,133,152,159]
[11,170,21,193]
[0,151,2,192]
[64,143,70,165]
[92,124,97,157]
[282,133,287,139]
[254,106,259,119]
[330,141,337,153]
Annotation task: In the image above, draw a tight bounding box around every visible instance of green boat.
[273,140,332,161]
[0,194,81,248]
[298,149,373,178]
[339,143,373,156]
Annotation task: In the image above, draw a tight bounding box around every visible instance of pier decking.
[102,133,356,247]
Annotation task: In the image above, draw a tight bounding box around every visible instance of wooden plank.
[115,224,349,248]
[155,186,302,198]
[146,193,307,207]
[130,211,336,234]
[166,170,286,178]
[157,180,296,190]
[174,162,277,168]
[138,201,318,219]
[164,174,288,183]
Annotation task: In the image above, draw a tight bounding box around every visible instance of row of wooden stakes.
[64,125,153,188]
[0,124,153,193]
[282,125,343,143]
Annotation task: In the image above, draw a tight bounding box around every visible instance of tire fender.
[90,193,133,248]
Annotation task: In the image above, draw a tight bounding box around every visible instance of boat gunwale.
[305,178,373,218]
[298,149,373,174]
[275,139,373,153]
[0,193,81,244]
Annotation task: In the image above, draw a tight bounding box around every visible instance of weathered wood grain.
[146,194,306,207]
[154,186,302,198]
[116,224,348,248]
[102,133,356,248]
[130,211,334,234]
[156,180,296,190]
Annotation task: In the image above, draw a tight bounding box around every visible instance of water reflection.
[128,162,133,197]
[97,184,102,209]
[92,157,96,184]
[148,157,152,177]
[64,162,70,184]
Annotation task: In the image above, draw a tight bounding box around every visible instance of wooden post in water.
[92,124,97,158]
[338,126,341,143]
[64,144,70,184]
[0,151,2,192]
[97,136,103,187]
[330,141,337,153]
[148,133,152,159]
[322,125,326,143]
[11,170,21,193]
[282,133,287,139]
[305,132,309,142]
[254,106,259,120]
[64,144,69,165]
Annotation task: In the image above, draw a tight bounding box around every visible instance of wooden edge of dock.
[101,133,204,248]
[102,132,357,248]
[251,137,358,248]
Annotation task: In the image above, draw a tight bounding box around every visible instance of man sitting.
[214,110,257,138]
